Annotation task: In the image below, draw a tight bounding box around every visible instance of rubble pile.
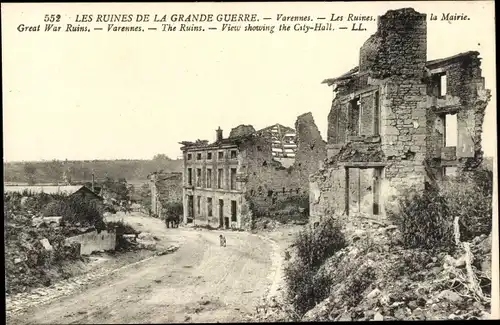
[5,212,87,295]
[302,221,491,321]
[252,216,492,322]
[252,217,285,232]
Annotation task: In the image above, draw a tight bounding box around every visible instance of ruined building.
[148,171,182,218]
[180,113,326,230]
[256,124,297,165]
[310,8,491,220]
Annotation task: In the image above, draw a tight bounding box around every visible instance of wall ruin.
[181,112,327,230]
[311,8,491,222]
[65,229,116,256]
[149,172,183,218]
[241,113,326,225]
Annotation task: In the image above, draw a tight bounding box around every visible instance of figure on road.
[219,234,226,247]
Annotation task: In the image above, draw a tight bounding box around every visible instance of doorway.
[231,200,237,223]
[219,199,224,228]
[346,167,382,216]
[187,195,194,223]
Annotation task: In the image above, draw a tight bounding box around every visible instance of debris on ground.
[39,238,54,251]
[137,232,155,241]
[156,245,180,256]
[250,216,492,322]
[4,194,148,296]
[253,218,282,232]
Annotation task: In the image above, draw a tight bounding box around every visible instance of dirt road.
[7,213,278,324]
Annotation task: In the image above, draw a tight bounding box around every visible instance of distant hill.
[3,158,183,184]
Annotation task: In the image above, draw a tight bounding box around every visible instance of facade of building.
[148,171,182,218]
[310,8,491,221]
[180,115,327,230]
[180,127,251,229]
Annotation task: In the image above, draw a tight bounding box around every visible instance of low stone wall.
[65,230,116,255]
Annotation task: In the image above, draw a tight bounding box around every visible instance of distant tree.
[153,154,172,161]
[102,177,130,202]
[23,163,37,185]
[63,167,73,185]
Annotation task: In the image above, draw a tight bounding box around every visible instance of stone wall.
[180,113,330,230]
[229,125,256,138]
[242,135,304,223]
[380,80,428,193]
[310,166,346,223]
[188,189,244,229]
[359,8,427,79]
[149,172,182,218]
[242,113,326,224]
[312,8,490,221]
[65,230,116,256]
[294,112,327,190]
[424,52,491,170]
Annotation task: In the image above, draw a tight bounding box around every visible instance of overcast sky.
[2,1,496,162]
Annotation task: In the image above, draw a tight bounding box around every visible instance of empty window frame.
[206,168,212,188]
[187,168,192,186]
[230,168,237,190]
[444,114,457,147]
[349,97,361,136]
[432,72,448,98]
[217,168,223,189]
[231,200,237,222]
[440,74,448,97]
[196,168,202,187]
[207,197,213,217]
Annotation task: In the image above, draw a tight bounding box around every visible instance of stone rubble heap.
[248,217,492,322]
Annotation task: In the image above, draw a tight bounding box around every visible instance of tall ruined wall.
[315,8,490,222]
[240,113,327,222]
[379,80,428,193]
[359,8,427,79]
[294,112,327,191]
[241,136,303,219]
[150,172,182,217]
[314,8,430,220]
[158,173,183,203]
[424,53,491,171]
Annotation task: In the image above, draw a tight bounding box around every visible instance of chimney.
[91,173,95,192]
[216,127,223,142]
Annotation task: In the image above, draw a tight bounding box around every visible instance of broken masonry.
[180,114,326,230]
[310,8,491,221]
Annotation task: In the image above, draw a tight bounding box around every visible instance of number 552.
[44,14,61,22]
